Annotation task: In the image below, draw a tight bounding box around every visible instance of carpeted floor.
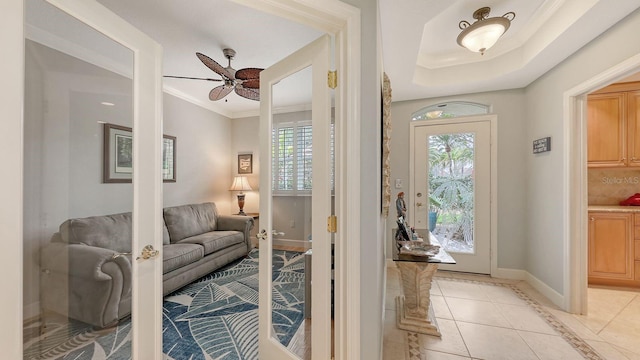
[23,249,305,360]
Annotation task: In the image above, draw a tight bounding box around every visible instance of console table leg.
[395,261,441,336]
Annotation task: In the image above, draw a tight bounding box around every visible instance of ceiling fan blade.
[235,86,260,101]
[196,52,232,80]
[235,68,263,80]
[209,85,234,101]
[241,79,260,89]
[163,75,222,82]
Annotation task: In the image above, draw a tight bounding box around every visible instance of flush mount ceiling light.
[457,7,515,55]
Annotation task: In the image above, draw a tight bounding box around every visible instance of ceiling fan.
[164,48,262,101]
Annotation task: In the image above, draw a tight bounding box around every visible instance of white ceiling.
[26,0,640,118]
[380,0,640,102]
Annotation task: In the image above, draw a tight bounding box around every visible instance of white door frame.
[564,53,640,314]
[2,0,164,357]
[409,116,498,276]
[3,0,361,358]
[0,0,25,357]
[234,1,362,358]
[259,34,332,359]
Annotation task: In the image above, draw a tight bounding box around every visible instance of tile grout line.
[435,276,605,360]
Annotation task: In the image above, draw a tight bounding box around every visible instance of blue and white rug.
[23,249,305,360]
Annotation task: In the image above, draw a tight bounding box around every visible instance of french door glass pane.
[428,132,475,254]
[270,66,312,359]
[24,1,134,358]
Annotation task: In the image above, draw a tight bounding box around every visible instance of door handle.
[257,229,268,241]
[136,245,160,261]
[416,202,423,207]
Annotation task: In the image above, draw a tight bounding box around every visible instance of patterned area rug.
[23,249,305,360]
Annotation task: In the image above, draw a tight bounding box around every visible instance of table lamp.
[229,176,252,215]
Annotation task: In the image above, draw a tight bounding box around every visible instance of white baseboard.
[493,267,527,280]
[252,237,312,250]
[525,271,565,308]
[274,238,311,249]
[493,267,564,308]
[24,301,40,321]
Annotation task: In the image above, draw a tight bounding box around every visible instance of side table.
[393,233,455,337]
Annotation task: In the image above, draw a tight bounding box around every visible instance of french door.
[3,0,164,357]
[412,117,493,274]
[259,34,333,359]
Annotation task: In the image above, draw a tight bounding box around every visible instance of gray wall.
[23,41,233,313]
[524,8,640,293]
[388,89,528,271]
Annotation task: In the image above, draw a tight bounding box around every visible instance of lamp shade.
[229,176,252,192]
[457,7,515,55]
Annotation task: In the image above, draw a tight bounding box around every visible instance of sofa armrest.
[40,242,133,328]
[41,242,131,283]
[217,215,254,252]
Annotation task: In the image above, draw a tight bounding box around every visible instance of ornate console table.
[393,233,455,337]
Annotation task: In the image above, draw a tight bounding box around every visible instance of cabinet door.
[587,93,626,167]
[628,91,640,167]
[588,212,634,282]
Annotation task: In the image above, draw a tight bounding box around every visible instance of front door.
[5,0,164,357]
[413,118,492,274]
[259,34,333,359]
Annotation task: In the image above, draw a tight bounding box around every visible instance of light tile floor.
[383,264,640,360]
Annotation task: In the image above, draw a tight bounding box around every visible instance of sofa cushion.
[162,219,170,245]
[164,203,218,242]
[162,244,204,274]
[60,212,132,253]
[177,230,244,255]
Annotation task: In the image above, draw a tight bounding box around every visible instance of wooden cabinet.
[587,93,626,167]
[588,82,640,168]
[588,211,639,287]
[628,91,640,167]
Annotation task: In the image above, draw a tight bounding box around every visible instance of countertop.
[588,205,640,213]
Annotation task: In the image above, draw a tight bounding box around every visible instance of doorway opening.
[566,54,640,314]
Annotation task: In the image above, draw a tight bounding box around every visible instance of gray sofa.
[40,202,254,328]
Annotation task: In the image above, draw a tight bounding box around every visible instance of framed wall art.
[237,153,253,174]
[103,123,177,183]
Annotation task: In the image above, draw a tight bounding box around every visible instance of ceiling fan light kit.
[164,48,262,101]
[457,7,515,55]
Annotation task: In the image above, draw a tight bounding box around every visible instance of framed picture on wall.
[238,153,253,174]
[103,123,177,183]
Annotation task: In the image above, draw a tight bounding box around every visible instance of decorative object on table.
[395,216,422,242]
[237,153,253,174]
[103,123,176,183]
[397,241,440,257]
[396,191,407,219]
[230,175,252,215]
[457,7,516,55]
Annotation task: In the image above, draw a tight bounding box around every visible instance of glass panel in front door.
[428,133,475,254]
[24,1,134,358]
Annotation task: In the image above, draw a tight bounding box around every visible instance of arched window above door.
[411,101,490,121]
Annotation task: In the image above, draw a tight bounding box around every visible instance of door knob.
[416,202,423,207]
[257,229,268,241]
[136,245,159,260]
